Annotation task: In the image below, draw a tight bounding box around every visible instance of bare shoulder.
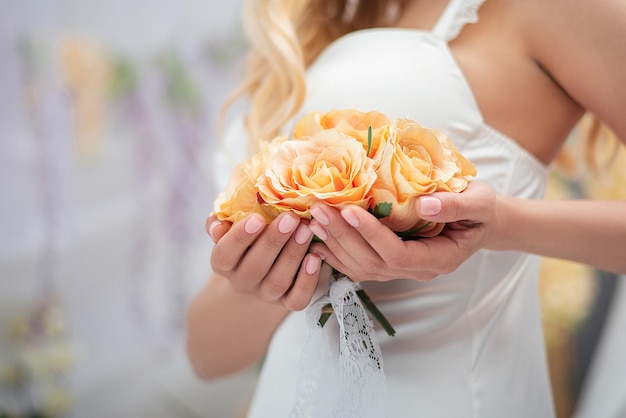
[515,0,626,141]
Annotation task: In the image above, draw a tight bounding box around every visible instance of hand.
[307,182,497,282]
[207,211,323,310]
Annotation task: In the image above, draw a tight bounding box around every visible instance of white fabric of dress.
[246,0,555,416]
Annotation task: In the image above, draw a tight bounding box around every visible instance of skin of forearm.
[489,196,626,274]
[186,274,289,379]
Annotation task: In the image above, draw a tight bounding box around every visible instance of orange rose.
[212,139,277,224]
[294,109,392,161]
[256,130,377,217]
[423,125,477,192]
[372,119,476,235]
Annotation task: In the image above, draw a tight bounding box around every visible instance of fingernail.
[310,206,330,225]
[294,224,313,244]
[208,221,220,241]
[309,223,328,241]
[305,255,321,275]
[244,215,265,234]
[341,207,359,227]
[419,196,442,216]
[311,251,326,261]
[278,214,299,234]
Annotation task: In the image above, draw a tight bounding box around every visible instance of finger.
[405,235,469,277]
[281,253,322,311]
[211,213,266,274]
[233,212,301,291]
[309,204,382,272]
[339,205,461,280]
[416,181,495,224]
[308,241,351,277]
[258,223,314,302]
[339,205,409,268]
[206,216,232,243]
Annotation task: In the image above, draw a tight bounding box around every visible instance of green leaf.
[367,126,373,156]
[372,202,392,218]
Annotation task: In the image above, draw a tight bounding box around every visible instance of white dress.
[246,0,555,416]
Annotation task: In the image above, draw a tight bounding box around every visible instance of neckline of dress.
[321,27,549,170]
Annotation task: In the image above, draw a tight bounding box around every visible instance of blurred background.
[0,1,624,417]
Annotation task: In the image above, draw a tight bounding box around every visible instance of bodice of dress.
[247,1,555,417]
[295,26,548,194]
[293,21,551,301]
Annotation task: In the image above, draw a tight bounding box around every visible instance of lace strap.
[432,0,486,42]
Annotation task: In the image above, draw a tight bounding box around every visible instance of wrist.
[485,194,515,251]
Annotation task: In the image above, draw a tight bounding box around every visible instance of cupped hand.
[207,211,323,310]
[307,181,498,282]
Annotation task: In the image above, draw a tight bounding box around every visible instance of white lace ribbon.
[290,276,387,418]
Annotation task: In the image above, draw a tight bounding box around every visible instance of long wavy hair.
[222,0,618,172]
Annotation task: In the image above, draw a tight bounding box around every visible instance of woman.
[187,0,626,416]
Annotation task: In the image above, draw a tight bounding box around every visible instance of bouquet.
[212,109,476,335]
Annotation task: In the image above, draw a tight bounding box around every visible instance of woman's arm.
[490,197,626,274]
[496,0,626,272]
[186,211,323,379]
[525,0,626,142]
[307,182,626,283]
[186,274,289,379]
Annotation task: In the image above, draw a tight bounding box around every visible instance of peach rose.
[256,130,377,218]
[372,119,476,235]
[294,109,392,161]
[212,138,278,224]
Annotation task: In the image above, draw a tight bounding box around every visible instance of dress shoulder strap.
[432,0,486,42]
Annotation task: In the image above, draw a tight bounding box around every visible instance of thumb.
[416,182,495,224]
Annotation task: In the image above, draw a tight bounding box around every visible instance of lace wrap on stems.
[290,276,388,418]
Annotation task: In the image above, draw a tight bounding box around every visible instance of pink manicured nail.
[305,255,321,275]
[311,251,326,261]
[309,223,328,241]
[208,221,220,241]
[419,196,442,216]
[294,224,313,244]
[278,214,299,234]
[341,207,360,227]
[310,206,330,225]
[244,215,265,234]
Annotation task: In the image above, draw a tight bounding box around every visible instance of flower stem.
[356,288,396,337]
[318,268,397,336]
[317,304,333,328]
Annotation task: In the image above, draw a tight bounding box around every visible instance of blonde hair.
[558,113,621,177]
[220,0,405,151]
[223,0,619,171]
